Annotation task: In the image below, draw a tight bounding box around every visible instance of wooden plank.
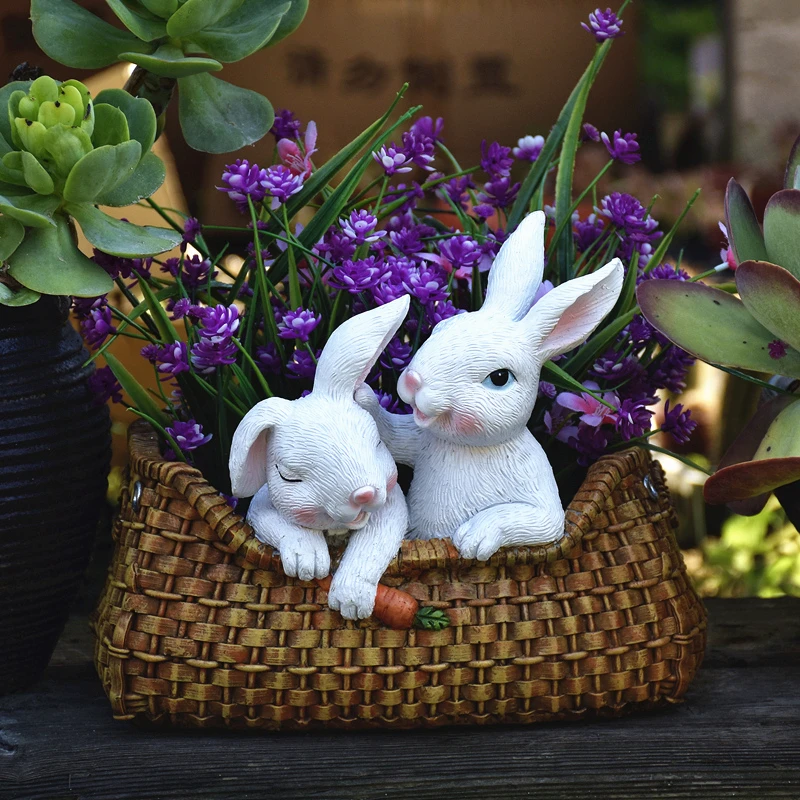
[0,598,798,800]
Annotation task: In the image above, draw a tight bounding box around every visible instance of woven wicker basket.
[92,420,707,730]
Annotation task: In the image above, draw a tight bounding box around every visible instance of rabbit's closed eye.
[482,368,516,389]
[276,465,302,483]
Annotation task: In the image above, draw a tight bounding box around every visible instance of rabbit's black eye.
[483,368,515,389]
[276,466,302,483]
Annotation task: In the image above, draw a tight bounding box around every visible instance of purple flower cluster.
[513,135,544,163]
[373,119,439,176]
[162,254,218,290]
[262,164,304,209]
[190,305,240,374]
[271,109,302,141]
[480,140,513,177]
[91,250,152,282]
[437,234,482,278]
[219,159,268,212]
[601,129,640,165]
[87,366,122,406]
[581,8,624,42]
[277,307,321,342]
[661,401,697,445]
[340,209,385,245]
[165,420,212,457]
[597,192,662,266]
[329,256,391,293]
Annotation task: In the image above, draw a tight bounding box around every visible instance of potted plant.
[77,5,707,727]
[0,0,308,695]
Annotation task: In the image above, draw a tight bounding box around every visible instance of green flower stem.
[437,141,482,211]
[638,443,712,476]
[283,202,302,310]
[190,372,248,417]
[129,408,187,462]
[115,277,160,337]
[712,364,798,396]
[373,175,389,215]
[247,197,282,355]
[643,189,701,274]
[690,267,723,283]
[233,338,273,398]
[109,307,159,341]
[304,341,318,364]
[327,290,346,339]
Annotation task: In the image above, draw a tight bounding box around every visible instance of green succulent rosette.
[0,75,181,303]
[30,0,308,154]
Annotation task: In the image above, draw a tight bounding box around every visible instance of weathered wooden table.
[1,598,798,800]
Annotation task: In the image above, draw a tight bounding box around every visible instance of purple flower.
[597,193,662,265]
[661,401,697,445]
[340,209,385,245]
[513,135,544,162]
[219,159,267,212]
[402,129,436,171]
[376,389,413,415]
[370,264,410,305]
[769,339,788,359]
[72,295,105,320]
[190,338,238,373]
[615,394,655,440]
[556,382,619,427]
[163,254,217,290]
[574,213,606,252]
[410,116,444,143]
[439,176,474,210]
[141,343,161,362]
[316,227,358,263]
[477,176,520,210]
[196,304,240,341]
[80,303,116,349]
[581,123,601,142]
[170,297,193,320]
[384,182,425,213]
[571,423,612,466]
[389,225,428,256]
[286,348,319,380]
[402,264,449,304]
[270,109,302,141]
[183,217,201,243]
[87,366,122,406]
[642,263,690,282]
[91,249,152,282]
[581,8,624,42]
[437,234,482,279]
[480,140,513,178]
[261,164,304,209]
[538,381,557,400]
[589,349,645,385]
[601,129,641,165]
[380,337,413,370]
[650,347,695,394]
[373,144,413,175]
[156,341,190,378]
[277,307,321,342]
[628,315,655,344]
[166,419,212,452]
[425,299,462,326]
[256,343,282,374]
[329,256,391,293]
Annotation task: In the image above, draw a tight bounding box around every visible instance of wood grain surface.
[1,597,798,800]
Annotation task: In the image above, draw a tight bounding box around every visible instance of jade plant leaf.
[0,152,26,186]
[20,151,54,195]
[268,0,309,45]
[166,0,245,39]
[97,152,166,207]
[0,82,32,147]
[705,398,800,504]
[736,260,800,353]
[91,104,131,148]
[65,202,181,257]
[140,0,178,18]
[636,279,800,379]
[105,0,167,41]
[93,90,157,156]
[42,124,93,178]
[0,193,59,228]
[178,73,274,154]
[120,45,223,79]
[187,0,290,62]
[708,393,798,515]
[0,282,41,307]
[763,190,800,280]
[7,217,114,296]
[63,141,142,203]
[30,0,151,69]
[725,178,768,265]
[784,133,800,190]
[0,215,25,260]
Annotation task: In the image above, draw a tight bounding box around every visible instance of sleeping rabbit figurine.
[229,295,410,620]
[358,210,624,561]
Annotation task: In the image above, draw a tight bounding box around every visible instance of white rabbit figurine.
[358,211,624,561]
[229,295,410,620]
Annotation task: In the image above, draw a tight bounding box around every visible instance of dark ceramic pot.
[0,295,110,694]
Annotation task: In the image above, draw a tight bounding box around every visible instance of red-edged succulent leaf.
[709,394,797,514]
[705,397,800,505]
[763,189,800,280]
[736,260,800,354]
[636,279,800,378]
[784,132,800,190]
[725,178,767,264]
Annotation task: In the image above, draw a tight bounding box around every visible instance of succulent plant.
[30,0,308,154]
[0,75,181,303]
[637,138,800,524]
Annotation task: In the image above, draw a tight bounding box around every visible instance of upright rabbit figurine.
[359,211,624,560]
[229,296,410,620]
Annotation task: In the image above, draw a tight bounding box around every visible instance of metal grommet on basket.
[131,480,143,513]
[643,474,658,500]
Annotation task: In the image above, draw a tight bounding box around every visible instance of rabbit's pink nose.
[402,370,423,395]
[351,486,376,506]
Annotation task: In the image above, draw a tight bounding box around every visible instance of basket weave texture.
[92,421,707,730]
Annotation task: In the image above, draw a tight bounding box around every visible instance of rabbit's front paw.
[327,575,377,620]
[452,508,506,561]
[278,532,331,581]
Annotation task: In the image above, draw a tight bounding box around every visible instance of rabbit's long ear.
[481,210,546,320]
[524,258,624,361]
[229,397,293,498]
[314,295,410,399]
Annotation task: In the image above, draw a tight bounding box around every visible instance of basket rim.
[125,419,660,575]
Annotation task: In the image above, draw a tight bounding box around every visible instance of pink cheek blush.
[452,411,483,436]
[293,507,322,526]
[387,472,398,492]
